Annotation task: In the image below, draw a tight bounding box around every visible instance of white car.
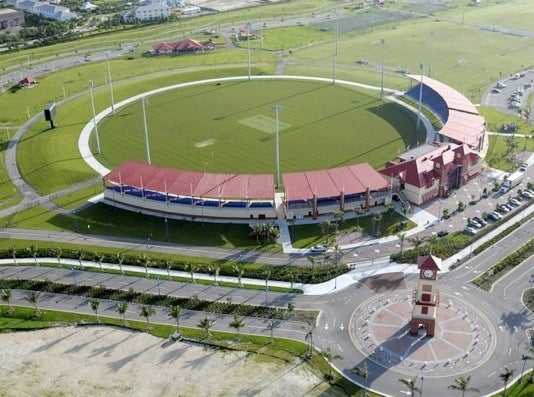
[509,198,521,207]
[523,191,534,199]
[463,227,477,236]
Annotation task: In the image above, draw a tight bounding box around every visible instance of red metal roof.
[283,163,389,201]
[104,160,274,200]
[418,255,442,271]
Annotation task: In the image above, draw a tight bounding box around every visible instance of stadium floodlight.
[428,32,435,78]
[141,97,151,165]
[332,20,338,84]
[88,80,101,154]
[247,31,251,81]
[271,105,284,189]
[380,38,385,99]
[106,52,115,115]
[417,63,425,129]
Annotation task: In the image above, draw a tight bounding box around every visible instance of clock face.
[423,269,434,279]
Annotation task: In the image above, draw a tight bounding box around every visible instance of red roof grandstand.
[103,160,274,200]
[283,163,389,202]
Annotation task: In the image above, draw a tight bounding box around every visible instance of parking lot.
[482,69,534,116]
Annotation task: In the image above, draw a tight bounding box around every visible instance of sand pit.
[0,326,332,396]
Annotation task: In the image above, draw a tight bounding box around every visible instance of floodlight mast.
[141,97,151,165]
[106,52,115,115]
[271,105,284,189]
[380,38,385,99]
[88,80,101,154]
[416,63,425,129]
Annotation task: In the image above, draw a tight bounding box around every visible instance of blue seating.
[223,201,247,208]
[405,84,449,123]
[249,202,273,208]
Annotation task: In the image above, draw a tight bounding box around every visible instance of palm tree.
[1,288,14,314]
[499,367,516,397]
[398,376,420,396]
[268,319,277,343]
[95,251,105,272]
[165,259,174,280]
[168,304,181,331]
[27,244,39,266]
[447,375,480,397]
[8,245,17,265]
[265,223,280,245]
[115,253,125,275]
[54,246,62,267]
[198,317,214,339]
[25,291,42,318]
[140,305,156,331]
[229,314,245,338]
[305,326,315,358]
[75,250,85,269]
[397,232,406,254]
[209,264,220,285]
[353,362,369,396]
[90,298,100,323]
[332,210,345,231]
[233,263,245,288]
[409,236,424,256]
[321,347,343,382]
[354,206,364,231]
[116,301,128,326]
[140,254,151,278]
[186,263,198,283]
[306,255,316,280]
[426,234,438,255]
[372,211,383,237]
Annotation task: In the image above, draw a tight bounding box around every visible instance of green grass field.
[97,80,422,174]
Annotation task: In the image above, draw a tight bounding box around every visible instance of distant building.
[4,0,78,21]
[0,8,24,29]
[180,6,200,16]
[238,23,260,40]
[122,2,171,23]
[151,38,215,55]
[18,76,38,87]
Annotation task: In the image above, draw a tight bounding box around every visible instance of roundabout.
[350,290,496,378]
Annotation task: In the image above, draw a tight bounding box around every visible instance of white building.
[4,0,78,21]
[122,3,171,23]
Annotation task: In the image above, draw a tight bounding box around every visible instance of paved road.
[1,216,532,396]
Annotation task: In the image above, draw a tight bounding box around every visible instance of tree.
[27,244,39,266]
[165,259,174,280]
[209,264,220,285]
[268,319,277,343]
[499,367,516,397]
[115,252,125,275]
[233,263,245,288]
[265,223,280,245]
[116,301,128,326]
[187,263,198,283]
[397,232,406,254]
[447,375,480,397]
[409,236,424,255]
[321,347,343,382]
[305,325,315,358]
[90,298,100,323]
[140,305,156,331]
[75,250,85,269]
[442,207,450,219]
[140,254,151,278]
[229,314,245,338]
[95,251,105,272]
[8,246,17,265]
[54,246,62,267]
[168,304,181,331]
[1,288,14,314]
[372,211,383,237]
[333,210,345,231]
[353,362,369,396]
[354,206,364,231]
[198,317,214,339]
[25,291,42,318]
[398,376,420,396]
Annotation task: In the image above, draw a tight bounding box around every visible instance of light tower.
[271,104,284,188]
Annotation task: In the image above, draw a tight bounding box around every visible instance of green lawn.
[97,79,421,174]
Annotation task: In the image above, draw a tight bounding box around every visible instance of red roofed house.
[152,38,215,55]
[380,142,481,205]
[18,76,38,88]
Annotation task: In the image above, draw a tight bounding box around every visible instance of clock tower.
[409,255,441,337]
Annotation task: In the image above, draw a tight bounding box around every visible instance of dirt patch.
[0,326,332,397]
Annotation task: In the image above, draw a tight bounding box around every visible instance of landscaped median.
[471,238,534,291]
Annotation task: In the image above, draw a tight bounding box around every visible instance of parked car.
[491,88,501,94]
[469,219,483,228]
[525,189,534,196]
[309,245,327,254]
[472,216,487,226]
[523,191,534,199]
[437,230,449,238]
[509,198,521,207]
[519,164,527,172]
[463,227,477,236]
[488,212,502,221]
[497,204,511,213]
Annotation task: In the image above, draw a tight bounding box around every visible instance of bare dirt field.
[0,326,333,397]
[189,0,284,13]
